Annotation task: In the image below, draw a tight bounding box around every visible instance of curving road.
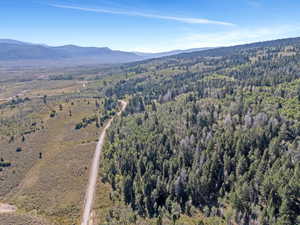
[81,100,127,225]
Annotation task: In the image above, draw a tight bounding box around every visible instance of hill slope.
[95,36,300,225]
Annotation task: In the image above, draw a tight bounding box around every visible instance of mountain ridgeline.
[99,37,300,225]
[0,40,142,63]
[0,39,210,65]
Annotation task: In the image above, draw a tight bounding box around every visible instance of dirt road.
[81,100,127,225]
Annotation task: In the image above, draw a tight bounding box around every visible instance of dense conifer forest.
[100,37,300,225]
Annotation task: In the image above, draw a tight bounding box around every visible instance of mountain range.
[134,48,212,58]
[0,39,210,65]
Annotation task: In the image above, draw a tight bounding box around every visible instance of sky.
[1,0,300,52]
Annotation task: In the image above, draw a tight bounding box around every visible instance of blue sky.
[1,0,300,52]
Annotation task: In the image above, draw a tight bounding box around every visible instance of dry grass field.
[0,212,51,225]
[0,79,84,100]
[0,97,102,224]
[0,75,108,224]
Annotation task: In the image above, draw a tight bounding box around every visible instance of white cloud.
[176,25,300,48]
[49,4,235,26]
[132,25,300,52]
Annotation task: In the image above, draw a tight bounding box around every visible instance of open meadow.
[0,67,117,224]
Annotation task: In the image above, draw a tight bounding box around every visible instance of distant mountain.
[134,48,213,58]
[0,39,143,64]
[0,43,65,61]
[0,39,211,65]
[0,39,30,45]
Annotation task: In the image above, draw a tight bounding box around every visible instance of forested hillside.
[100,37,300,225]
